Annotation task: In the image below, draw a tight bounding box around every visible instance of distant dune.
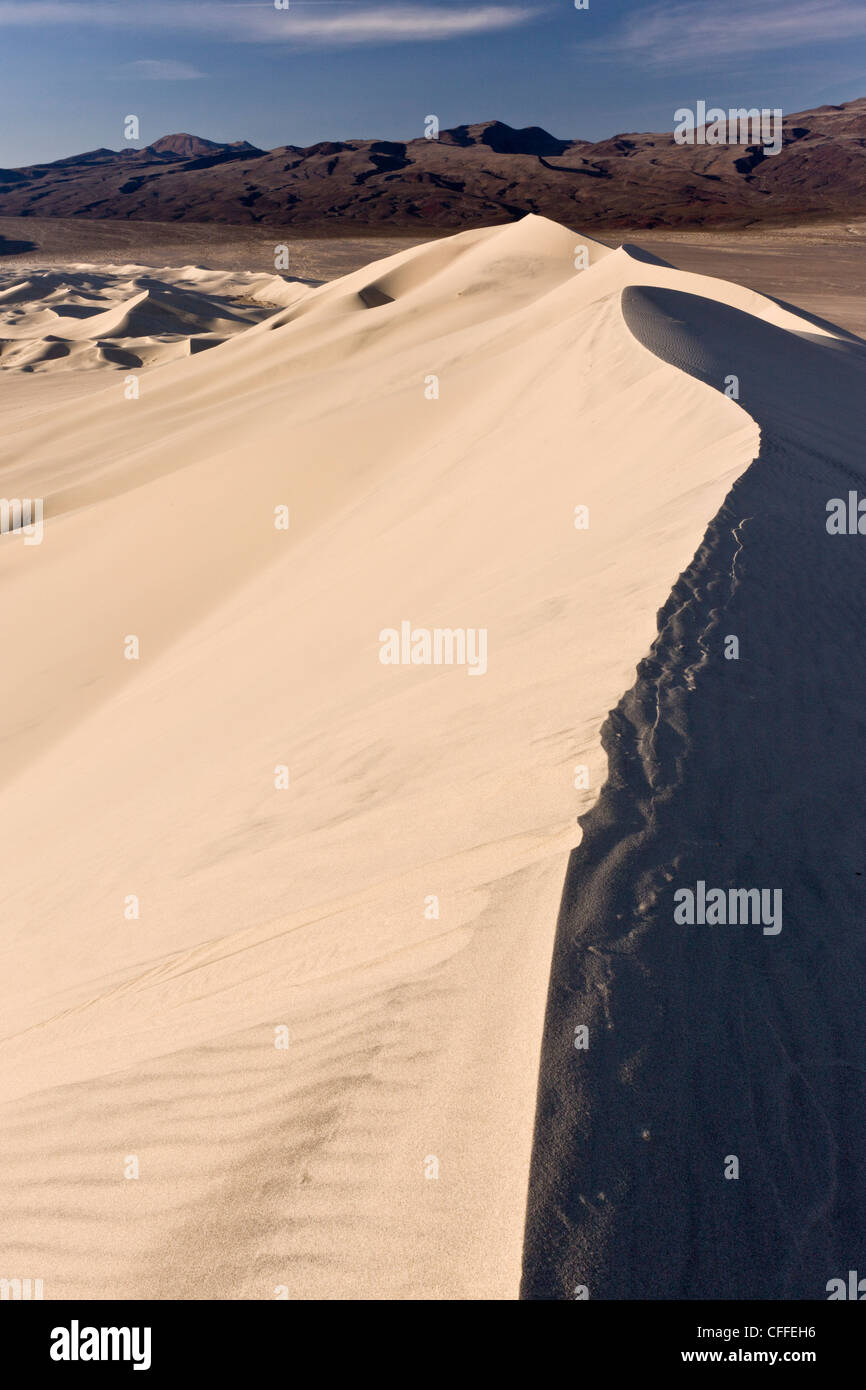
[0,265,299,372]
[2,99,866,232]
[0,215,863,1299]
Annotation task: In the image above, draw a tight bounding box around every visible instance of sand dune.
[523,259,866,1301]
[0,214,858,1299]
[0,265,301,373]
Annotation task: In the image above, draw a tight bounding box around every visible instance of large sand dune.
[0,215,859,1299]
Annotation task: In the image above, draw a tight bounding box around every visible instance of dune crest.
[523,235,866,1300]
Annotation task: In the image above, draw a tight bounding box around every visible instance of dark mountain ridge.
[2,103,865,231]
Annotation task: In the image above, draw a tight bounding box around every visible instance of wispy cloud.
[0,2,538,46]
[117,59,206,80]
[588,0,866,66]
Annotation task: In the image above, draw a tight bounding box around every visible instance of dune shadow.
[620,241,677,269]
[765,292,865,345]
[522,285,866,1299]
[0,234,38,256]
[622,283,866,460]
[358,284,395,309]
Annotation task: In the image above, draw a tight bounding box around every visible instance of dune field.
[0,265,299,373]
[0,214,863,1299]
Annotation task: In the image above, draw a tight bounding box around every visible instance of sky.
[0,0,864,166]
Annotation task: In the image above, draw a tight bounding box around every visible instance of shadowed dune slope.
[521,272,866,1300]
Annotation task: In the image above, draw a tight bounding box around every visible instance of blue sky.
[0,0,864,165]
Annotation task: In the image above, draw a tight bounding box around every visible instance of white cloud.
[0,2,538,45]
[118,59,205,80]
[588,0,866,66]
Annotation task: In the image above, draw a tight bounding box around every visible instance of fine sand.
[0,215,862,1299]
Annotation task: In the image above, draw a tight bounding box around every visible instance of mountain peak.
[146,134,243,159]
[438,121,571,156]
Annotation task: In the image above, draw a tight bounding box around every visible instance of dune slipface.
[0,214,852,1301]
[522,259,866,1300]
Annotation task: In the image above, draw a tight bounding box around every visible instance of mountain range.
[1,99,865,231]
